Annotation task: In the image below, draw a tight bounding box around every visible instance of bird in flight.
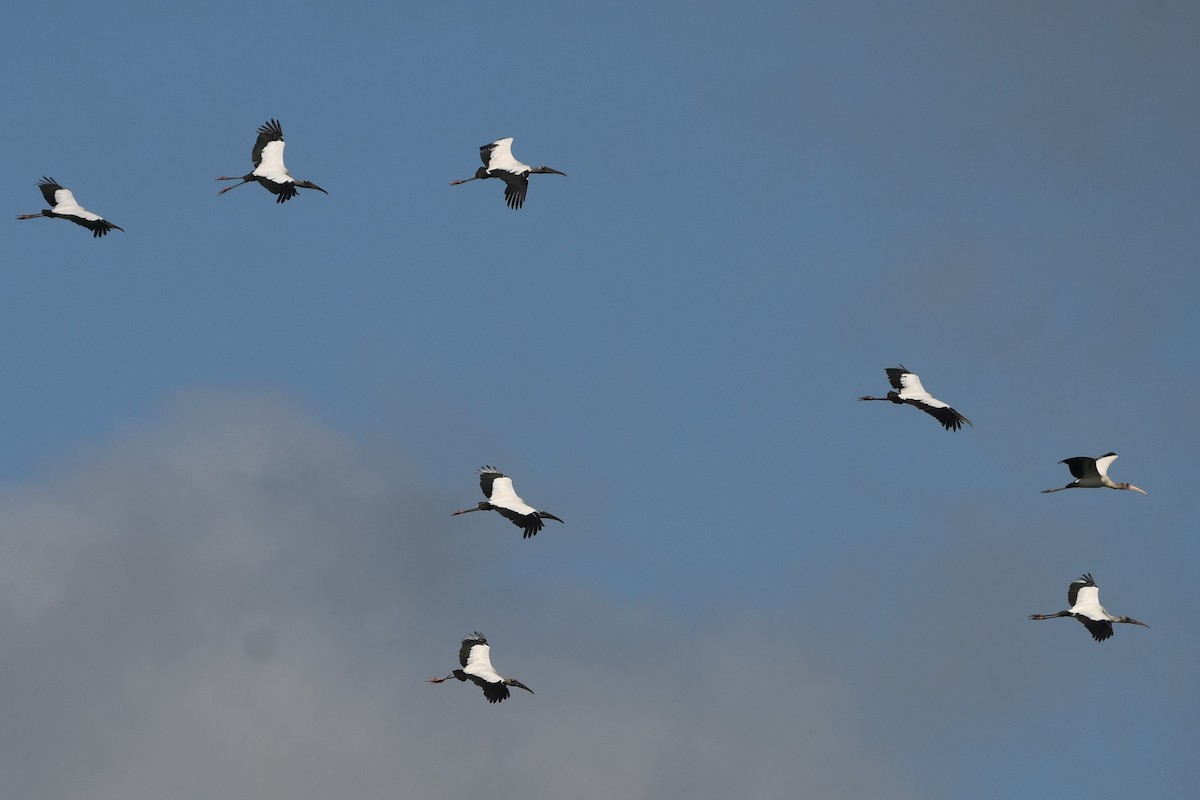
[452,466,563,539]
[17,177,124,237]
[1029,573,1148,642]
[859,365,972,431]
[216,119,327,203]
[450,137,565,209]
[428,632,533,703]
[1041,453,1146,495]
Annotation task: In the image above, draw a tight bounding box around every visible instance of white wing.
[1071,584,1102,615]
[51,189,104,222]
[463,641,502,682]
[254,139,292,183]
[1093,453,1118,479]
[487,475,536,515]
[485,137,526,174]
[897,372,950,408]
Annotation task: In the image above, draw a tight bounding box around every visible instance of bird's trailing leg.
[215,176,253,194]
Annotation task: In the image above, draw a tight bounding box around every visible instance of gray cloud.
[0,392,914,800]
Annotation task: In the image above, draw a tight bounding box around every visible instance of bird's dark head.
[532,166,566,177]
[1118,482,1148,495]
[505,678,534,695]
[297,180,328,194]
[1118,616,1149,628]
[451,502,491,516]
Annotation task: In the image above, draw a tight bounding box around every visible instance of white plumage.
[452,466,563,539]
[859,365,972,431]
[428,632,533,703]
[1041,453,1146,494]
[1030,574,1148,642]
[450,137,566,210]
[17,177,124,237]
[216,119,328,203]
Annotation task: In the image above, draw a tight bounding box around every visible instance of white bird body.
[216,119,327,203]
[859,365,972,431]
[1030,574,1148,642]
[17,177,124,237]
[428,632,533,703]
[450,137,566,210]
[1041,453,1146,494]
[452,466,563,539]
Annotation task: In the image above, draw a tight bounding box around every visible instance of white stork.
[449,137,565,209]
[452,466,563,539]
[1029,573,1148,642]
[858,365,972,431]
[16,177,124,237]
[428,632,533,703]
[216,119,327,203]
[1041,453,1146,494]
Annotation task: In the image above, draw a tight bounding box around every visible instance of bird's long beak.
[449,177,479,185]
[509,679,534,695]
[451,507,477,516]
[1128,485,1148,495]
[539,512,565,524]
[1129,618,1150,628]
[15,214,43,220]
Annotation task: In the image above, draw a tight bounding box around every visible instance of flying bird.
[16,177,124,237]
[1041,453,1146,494]
[858,365,972,431]
[428,632,533,703]
[216,119,327,203]
[1029,573,1148,642]
[450,137,565,209]
[452,466,563,539]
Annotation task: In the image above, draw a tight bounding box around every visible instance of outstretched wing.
[892,368,971,431]
[252,119,286,168]
[481,137,517,170]
[1067,574,1097,608]
[1093,453,1119,479]
[499,173,530,210]
[37,177,65,207]
[1060,457,1099,481]
[1076,615,1113,642]
[459,632,488,668]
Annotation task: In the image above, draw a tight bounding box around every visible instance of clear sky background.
[2,1,1197,798]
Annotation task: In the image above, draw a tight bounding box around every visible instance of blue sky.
[2,2,1197,798]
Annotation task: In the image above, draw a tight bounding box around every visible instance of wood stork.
[1029,573,1148,642]
[449,137,565,209]
[16,177,124,237]
[216,119,327,203]
[428,632,533,703]
[1041,453,1146,494]
[858,365,972,431]
[452,466,563,539]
